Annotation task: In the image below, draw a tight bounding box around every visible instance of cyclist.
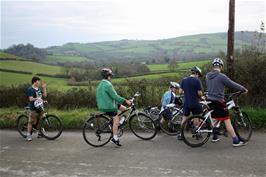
[206,58,248,147]
[177,66,203,140]
[96,68,131,146]
[160,82,180,123]
[26,76,47,141]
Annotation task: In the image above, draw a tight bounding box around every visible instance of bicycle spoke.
[83,115,112,147]
[129,113,157,140]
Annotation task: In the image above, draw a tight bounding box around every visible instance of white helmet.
[170,82,180,89]
[34,99,43,108]
[212,58,224,67]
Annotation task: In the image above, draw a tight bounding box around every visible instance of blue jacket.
[161,90,175,109]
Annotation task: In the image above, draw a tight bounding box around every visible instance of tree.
[4,43,47,60]
[168,60,179,71]
[164,57,170,63]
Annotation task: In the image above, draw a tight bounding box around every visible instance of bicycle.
[144,96,183,136]
[17,101,63,140]
[82,92,158,147]
[181,91,252,147]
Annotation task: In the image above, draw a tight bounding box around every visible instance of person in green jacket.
[96,68,131,146]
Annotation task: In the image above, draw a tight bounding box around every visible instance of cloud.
[1,0,265,48]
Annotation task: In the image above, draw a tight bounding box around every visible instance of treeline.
[0,76,181,109]
[3,43,47,61]
[1,57,265,110]
[63,61,150,82]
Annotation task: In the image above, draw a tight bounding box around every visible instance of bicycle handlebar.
[225,91,243,99]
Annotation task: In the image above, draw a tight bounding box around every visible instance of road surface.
[0,130,265,177]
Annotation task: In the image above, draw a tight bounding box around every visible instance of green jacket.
[96,79,126,112]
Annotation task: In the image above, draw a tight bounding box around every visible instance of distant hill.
[46,31,264,63]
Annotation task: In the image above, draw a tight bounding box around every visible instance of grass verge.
[0,106,265,129]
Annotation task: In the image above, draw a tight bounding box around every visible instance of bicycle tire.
[82,115,112,147]
[129,112,157,140]
[40,114,63,140]
[181,115,212,147]
[17,114,29,138]
[233,111,252,142]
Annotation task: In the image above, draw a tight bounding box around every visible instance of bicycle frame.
[196,91,244,134]
[93,92,143,132]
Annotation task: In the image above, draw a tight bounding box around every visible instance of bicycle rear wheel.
[232,111,252,142]
[83,115,112,147]
[17,114,28,138]
[40,115,63,140]
[129,112,157,140]
[181,115,211,147]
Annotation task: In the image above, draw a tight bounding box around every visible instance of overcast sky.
[1,0,265,49]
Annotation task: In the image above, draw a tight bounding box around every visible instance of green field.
[112,72,184,83]
[45,55,91,64]
[0,60,205,89]
[148,60,209,71]
[0,60,64,75]
[0,71,71,90]
[0,52,27,60]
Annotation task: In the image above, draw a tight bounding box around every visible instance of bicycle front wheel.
[129,112,157,140]
[17,114,29,138]
[82,115,112,147]
[40,115,63,140]
[159,115,181,136]
[181,115,211,147]
[233,111,252,142]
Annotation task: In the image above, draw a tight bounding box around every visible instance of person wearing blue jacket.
[161,82,180,122]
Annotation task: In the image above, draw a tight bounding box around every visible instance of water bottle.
[120,116,126,125]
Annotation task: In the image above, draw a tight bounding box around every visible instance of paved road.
[0,130,265,177]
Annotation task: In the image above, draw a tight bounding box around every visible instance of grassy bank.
[0,107,96,129]
[0,107,265,129]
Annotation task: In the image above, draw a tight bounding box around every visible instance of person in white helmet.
[160,82,181,123]
[177,66,204,140]
[206,58,248,147]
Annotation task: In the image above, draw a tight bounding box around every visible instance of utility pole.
[227,0,235,79]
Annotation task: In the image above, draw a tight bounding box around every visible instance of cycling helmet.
[212,58,224,67]
[170,81,180,89]
[101,68,114,79]
[34,99,43,109]
[191,66,202,77]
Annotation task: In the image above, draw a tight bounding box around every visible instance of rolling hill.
[46,31,263,63]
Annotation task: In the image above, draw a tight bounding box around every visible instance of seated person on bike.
[177,66,203,140]
[206,58,248,147]
[26,76,47,141]
[160,82,180,123]
[96,68,131,146]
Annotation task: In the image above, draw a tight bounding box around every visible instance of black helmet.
[191,66,202,77]
[212,58,224,67]
[101,68,114,79]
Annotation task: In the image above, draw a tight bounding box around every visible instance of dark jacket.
[206,70,246,101]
